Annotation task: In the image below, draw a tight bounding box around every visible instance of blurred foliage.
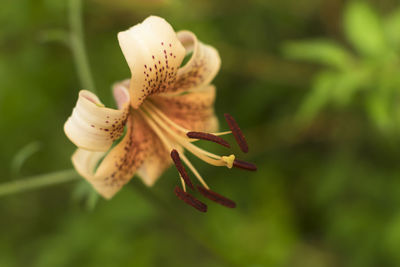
[2,0,400,267]
[284,1,400,133]
[11,141,42,177]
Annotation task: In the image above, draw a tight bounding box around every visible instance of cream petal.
[72,148,106,187]
[169,31,221,93]
[118,16,186,108]
[64,85,130,152]
[150,85,219,133]
[72,112,154,199]
[134,113,182,187]
[113,79,130,109]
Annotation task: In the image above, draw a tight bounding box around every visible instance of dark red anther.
[197,186,236,208]
[233,159,257,171]
[186,131,230,148]
[170,149,194,190]
[224,113,249,153]
[174,186,207,212]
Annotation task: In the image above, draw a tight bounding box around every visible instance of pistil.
[138,108,210,189]
[137,101,257,213]
[137,109,187,191]
[178,152,210,189]
[141,104,233,168]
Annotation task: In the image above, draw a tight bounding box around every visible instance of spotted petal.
[72,112,154,199]
[118,16,186,109]
[170,31,221,93]
[150,85,219,133]
[64,85,130,152]
[137,138,186,187]
[133,114,183,187]
[136,129,171,187]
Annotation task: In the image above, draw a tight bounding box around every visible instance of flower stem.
[68,0,96,93]
[0,0,95,198]
[0,170,79,198]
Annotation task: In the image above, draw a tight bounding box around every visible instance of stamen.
[196,186,236,208]
[145,101,190,134]
[138,109,189,191]
[183,141,224,163]
[233,159,257,171]
[179,175,186,192]
[145,102,233,139]
[142,104,229,167]
[187,131,230,148]
[224,113,249,153]
[170,149,194,190]
[174,186,207,212]
[179,152,210,189]
[211,130,232,137]
[138,109,210,188]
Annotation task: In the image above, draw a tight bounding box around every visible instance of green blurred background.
[2,0,400,266]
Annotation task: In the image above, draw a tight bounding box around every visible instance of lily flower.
[64,16,256,211]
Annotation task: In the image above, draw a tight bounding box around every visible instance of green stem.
[0,0,94,198]
[68,0,96,93]
[0,169,79,198]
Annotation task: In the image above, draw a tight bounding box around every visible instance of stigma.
[137,100,257,212]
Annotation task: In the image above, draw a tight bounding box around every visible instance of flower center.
[137,100,256,212]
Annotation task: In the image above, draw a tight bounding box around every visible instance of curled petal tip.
[64,90,129,152]
[118,16,186,108]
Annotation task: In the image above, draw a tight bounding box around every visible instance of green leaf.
[296,71,336,123]
[384,8,400,49]
[283,40,353,70]
[344,1,387,57]
[331,67,369,106]
[365,62,399,132]
[296,66,369,124]
[366,90,392,132]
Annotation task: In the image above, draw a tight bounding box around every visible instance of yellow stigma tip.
[222,154,235,169]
